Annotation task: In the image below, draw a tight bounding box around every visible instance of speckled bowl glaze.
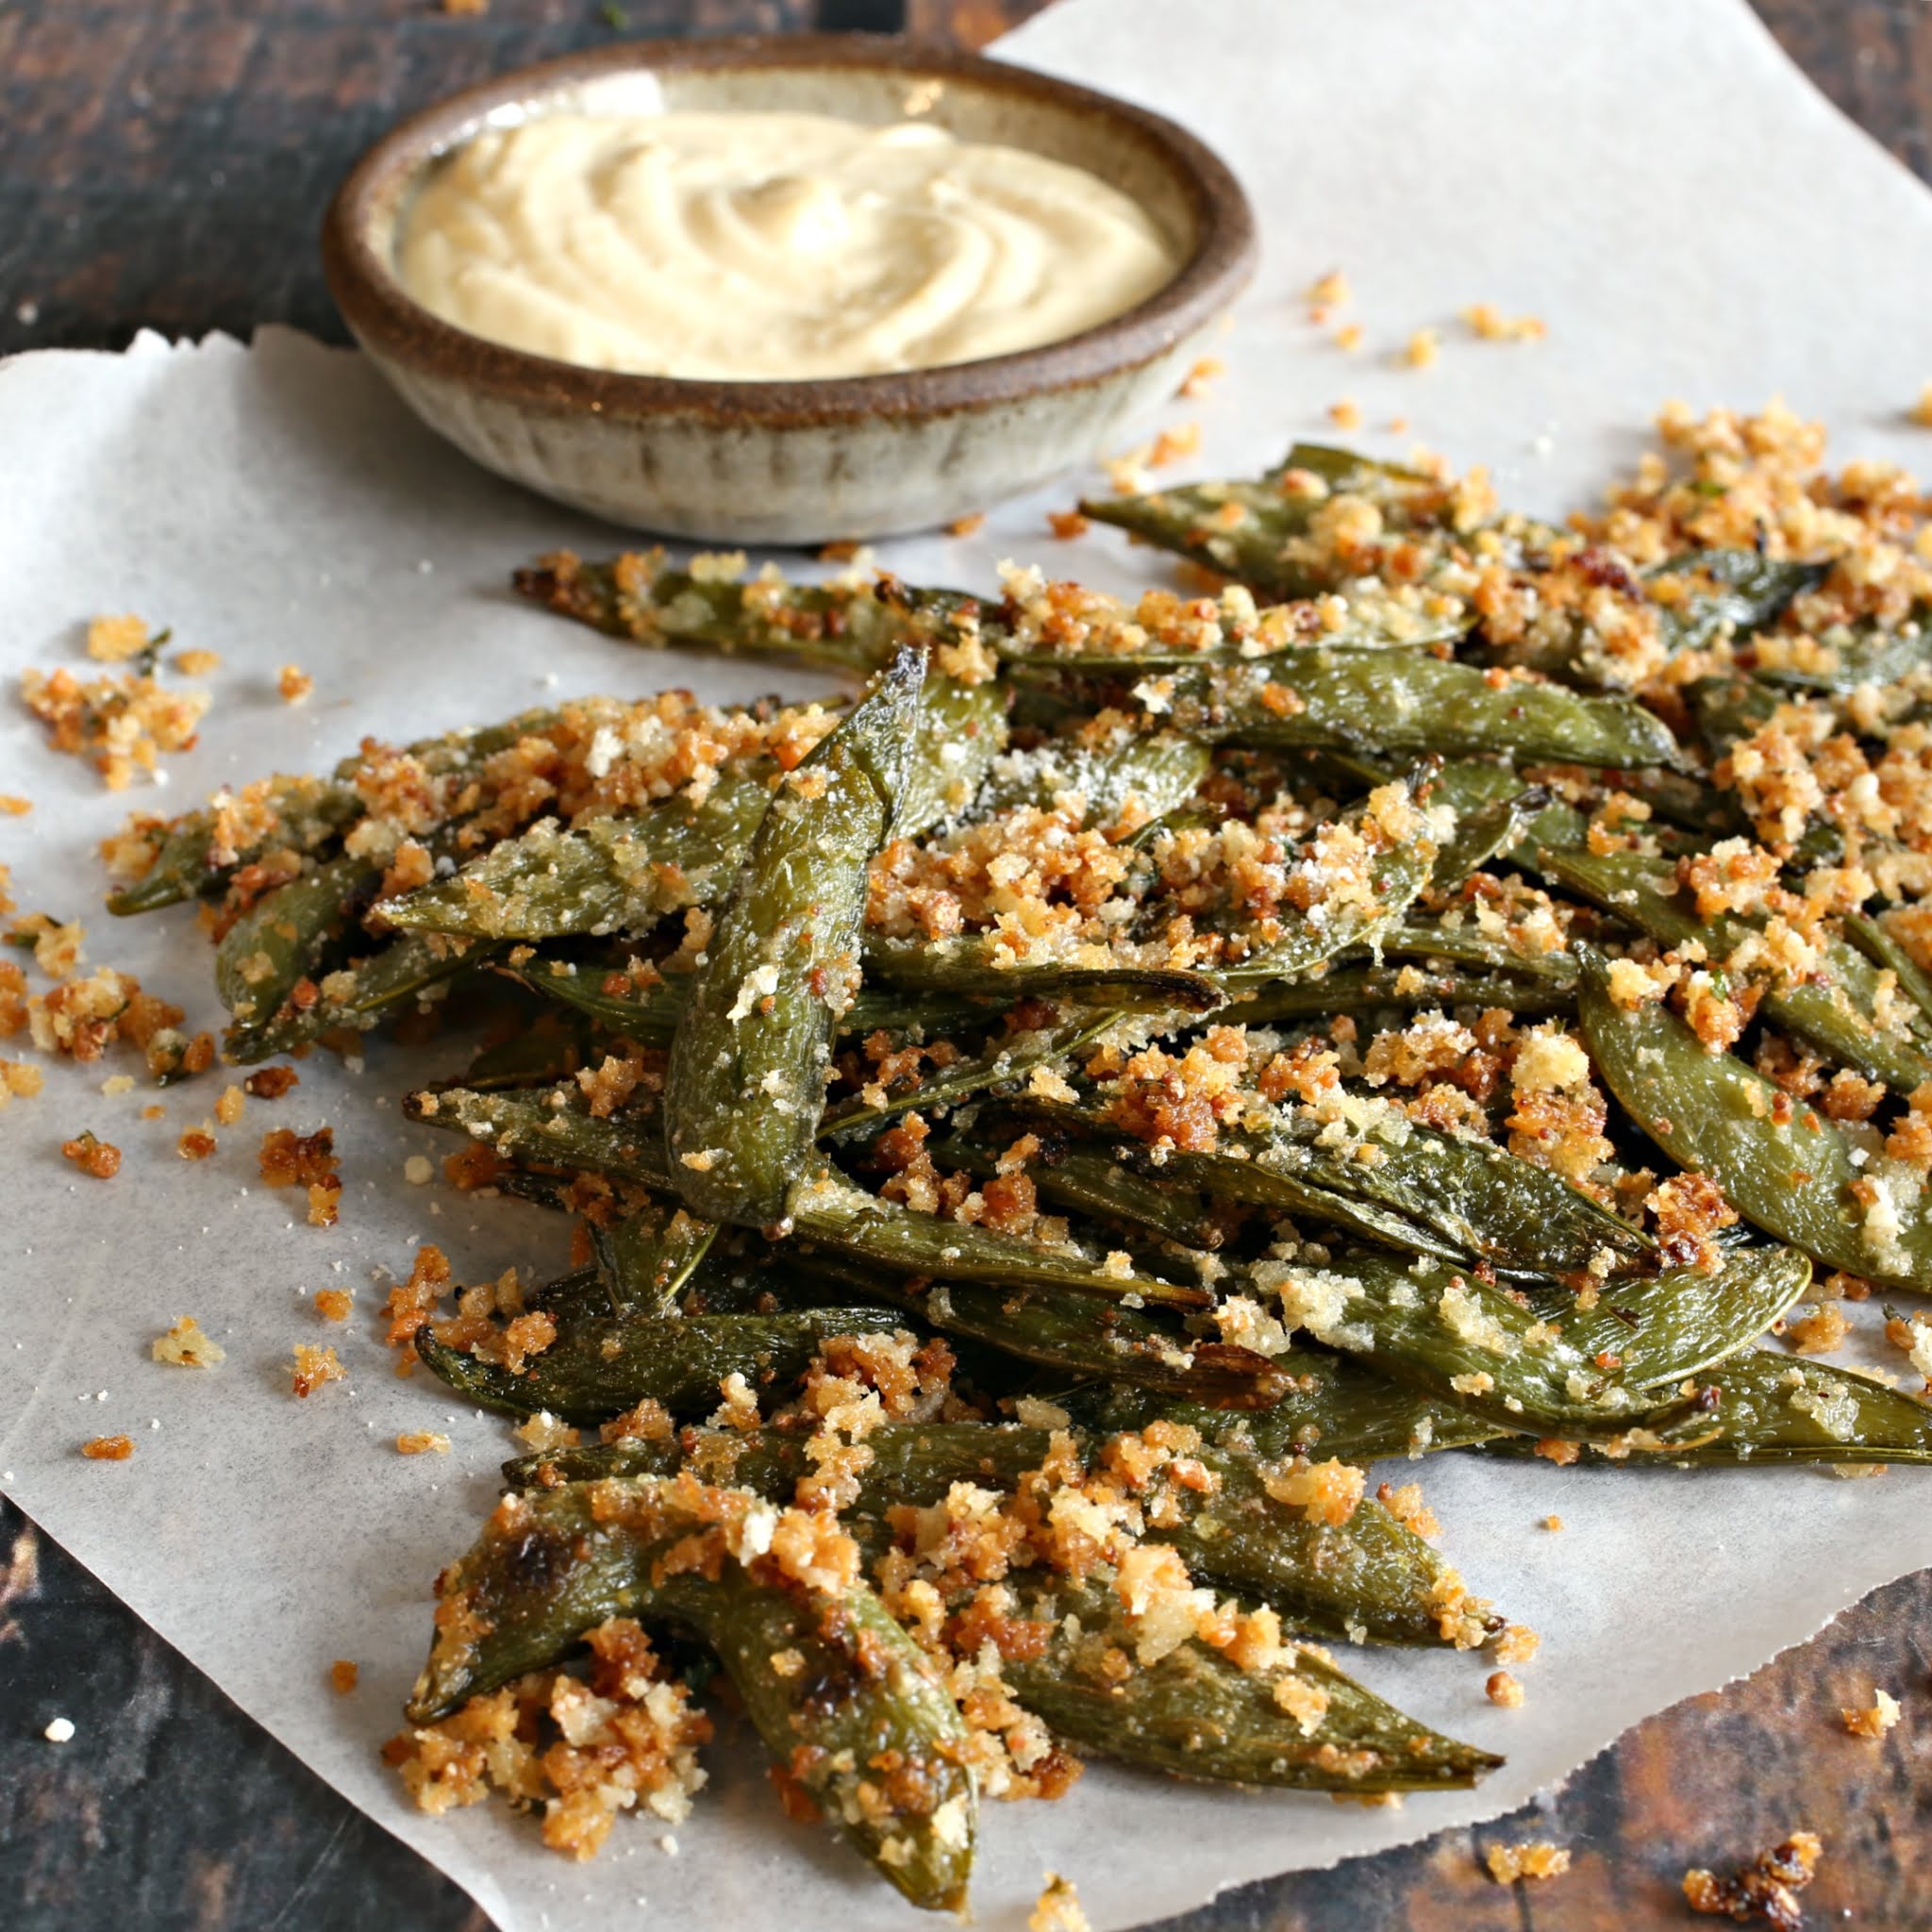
[322,35,1257,545]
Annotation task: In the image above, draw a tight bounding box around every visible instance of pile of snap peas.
[108,441,1932,1910]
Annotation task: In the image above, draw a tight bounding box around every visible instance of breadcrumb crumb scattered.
[291,1344,345,1397]
[1328,398,1361,430]
[1405,327,1440,369]
[1841,1687,1901,1739]
[81,1435,133,1460]
[60,1130,120,1178]
[331,1660,360,1693]
[397,1431,452,1456]
[1486,1671,1524,1708]
[1684,1832,1823,1924]
[314,1287,354,1322]
[153,1316,224,1368]
[1030,1873,1091,1932]
[276,664,314,706]
[1486,1841,1570,1884]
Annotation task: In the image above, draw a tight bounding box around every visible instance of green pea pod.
[1545,848,1932,1092]
[107,777,360,915]
[1506,1347,1932,1466]
[505,1421,1474,1649]
[1651,549,1825,655]
[1379,921,1580,985]
[1000,1573,1501,1791]
[405,1477,975,1912]
[1259,1245,1811,1437]
[414,1307,907,1424]
[213,852,376,1025]
[930,1130,1227,1253]
[450,1015,598,1093]
[226,932,498,1063]
[862,936,1224,1012]
[590,1205,719,1317]
[1025,1102,1651,1283]
[513,553,985,676]
[380,771,778,941]
[1577,946,1932,1291]
[1845,910,1932,1031]
[823,1009,1123,1138]
[1066,1370,1499,1466]
[1751,617,1931,691]
[342,704,571,784]
[794,1254,1283,1407]
[405,1085,677,1190]
[667,650,923,1227]
[897,676,1009,835]
[973,733,1210,828]
[1687,673,1784,761]
[1226,961,1575,1024]
[787,1169,1211,1312]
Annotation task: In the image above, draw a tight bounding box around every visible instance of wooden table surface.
[6,3,1932,1927]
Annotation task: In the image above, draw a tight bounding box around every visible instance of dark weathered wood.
[6,5,1932,1929]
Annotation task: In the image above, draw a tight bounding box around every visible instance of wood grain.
[5,5,1932,1929]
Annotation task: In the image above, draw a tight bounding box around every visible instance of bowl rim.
[321,32,1257,429]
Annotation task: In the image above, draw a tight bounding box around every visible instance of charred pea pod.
[405,1477,976,1911]
[666,650,923,1228]
[1577,946,1932,1291]
[590,1204,720,1317]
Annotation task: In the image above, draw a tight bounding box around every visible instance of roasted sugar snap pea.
[405,1476,975,1911]
[213,852,376,1026]
[667,650,923,1227]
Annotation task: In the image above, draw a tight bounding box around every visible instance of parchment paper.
[5,3,1932,1925]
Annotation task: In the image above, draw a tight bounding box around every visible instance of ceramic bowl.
[321,35,1256,545]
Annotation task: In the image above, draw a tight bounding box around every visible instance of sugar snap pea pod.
[406,1477,975,1911]
[380,769,778,941]
[1845,910,1932,1030]
[1650,548,1827,656]
[1065,1370,1500,1466]
[591,1204,719,1317]
[1749,615,1932,692]
[863,936,1224,1012]
[1379,922,1580,986]
[787,1168,1211,1311]
[823,1009,1122,1137]
[517,955,986,1048]
[108,776,361,915]
[405,1084,677,1189]
[225,932,499,1062]
[668,651,923,1228]
[414,1306,906,1424]
[1687,672,1784,761]
[1027,1100,1649,1281]
[504,1421,1467,1646]
[929,1130,1227,1253]
[513,551,985,675]
[1226,961,1575,1024]
[792,1254,1284,1407]
[896,675,1008,834]
[1079,445,1451,598]
[212,852,376,1025]
[1133,653,1683,769]
[1000,1572,1501,1790]
[341,704,569,784]
[450,1014,597,1092]
[1545,849,1932,1092]
[1259,1245,1811,1437]
[1577,947,1932,1291]
[974,733,1210,828]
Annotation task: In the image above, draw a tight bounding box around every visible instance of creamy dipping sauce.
[396,110,1181,380]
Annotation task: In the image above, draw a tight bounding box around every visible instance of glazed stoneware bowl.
[322,35,1257,544]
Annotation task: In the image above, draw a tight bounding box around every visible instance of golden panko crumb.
[1841,1688,1901,1739]
[22,660,208,790]
[1544,1514,1565,1532]
[1030,1874,1091,1932]
[1915,382,1932,430]
[176,1124,216,1160]
[1335,321,1363,352]
[1328,397,1361,430]
[1405,327,1440,369]
[86,615,154,662]
[1684,1832,1823,1923]
[1464,304,1547,342]
[397,1431,452,1456]
[291,1343,345,1397]
[153,1316,225,1368]
[243,1065,299,1100]
[1486,1671,1525,1708]
[1785,1303,1849,1355]
[331,1659,360,1693]
[945,512,987,539]
[1048,509,1091,541]
[1486,1841,1571,1884]
[0,795,28,815]
[276,664,314,706]
[214,1084,246,1127]
[1493,1623,1541,1664]
[259,1125,341,1225]
[174,649,222,676]
[0,1059,44,1108]
[1178,355,1224,398]
[81,1434,133,1461]
[314,1287,354,1323]
[1308,269,1350,308]
[60,1130,120,1179]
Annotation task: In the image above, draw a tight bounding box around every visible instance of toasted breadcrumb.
[259,1125,341,1225]
[243,1065,299,1100]
[1328,398,1361,430]
[1486,1671,1524,1708]
[331,1660,359,1693]
[291,1344,345,1397]
[1464,304,1547,342]
[81,1435,133,1460]
[1335,322,1363,352]
[314,1288,354,1323]
[277,665,314,706]
[1841,1687,1901,1738]
[214,1084,246,1127]
[0,1059,43,1108]
[1486,1841,1570,1883]
[86,615,154,662]
[0,796,28,815]
[1405,327,1440,369]
[1048,509,1091,541]
[514,1411,580,1453]
[174,649,222,676]
[1493,1623,1541,1664]
[1544,1514,1565,1531]
[1178,356,1224,399]
[22,659,208,789]
[1684,1832,1823,1923]
[1914,383,1932,430]
[60,1130,120,1178]
[1030,1874,1091,1932]
[176,1124,216,1160]
[397,1431,452,1456]
[153,1316,225,1368]
[945,512,987,539]
[1308,270,1350,308]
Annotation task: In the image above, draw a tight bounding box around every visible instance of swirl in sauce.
[397,110,1182,380]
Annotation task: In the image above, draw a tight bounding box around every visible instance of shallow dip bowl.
[322,34,1257,545]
